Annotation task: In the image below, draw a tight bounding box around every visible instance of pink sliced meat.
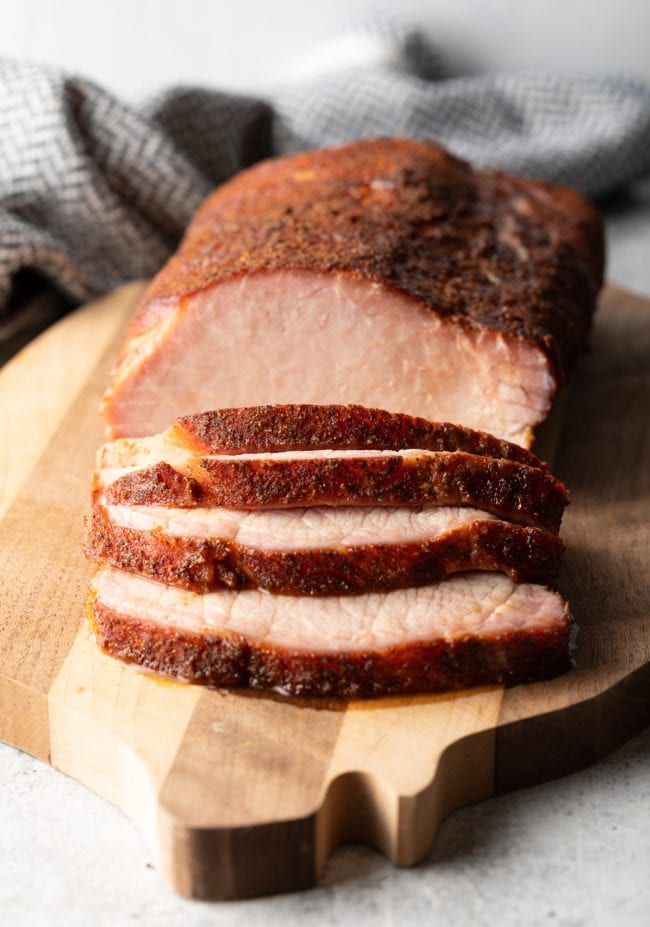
[89,566,573,697]
[86,502,564,593]
[86,402,575,696]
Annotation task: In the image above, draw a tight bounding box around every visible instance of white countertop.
[1,180,649,926]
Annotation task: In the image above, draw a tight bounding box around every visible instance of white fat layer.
[93,567,567,653]
[104,502,497,548]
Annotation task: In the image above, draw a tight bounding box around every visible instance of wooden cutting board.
[0,282,649,900]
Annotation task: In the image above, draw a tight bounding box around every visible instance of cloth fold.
[2,22,650,324]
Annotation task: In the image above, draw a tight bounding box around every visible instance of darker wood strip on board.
[0,295,135,760]
[496,285,650,781]
[495,663,650,794]
[158,689,346,899]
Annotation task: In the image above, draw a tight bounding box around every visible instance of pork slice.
[103,500,496,545]
[89,566,572,697]
[87,503,563,594]
[100,450,568,532]
[101,139,604,446]
[168,405,548,470]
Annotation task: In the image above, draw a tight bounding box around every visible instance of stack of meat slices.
[86,404,572,698]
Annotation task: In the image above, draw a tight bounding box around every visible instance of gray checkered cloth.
[2,22,650,328]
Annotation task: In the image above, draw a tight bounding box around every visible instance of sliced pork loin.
[89,566,573,697]
[166,405,549,469]
[101,139,604,446]
[95,413,567,533]
[95,405,548,471]
[90,405,567,593]
[87,503,564,594]
[99,450,566,531]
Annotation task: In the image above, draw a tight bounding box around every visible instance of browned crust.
[88,594,573,698]
[85,505,565,595]
[172,404,548,470]
[106,460,205,506]
[125,138,604,382]
[103,453,568,532]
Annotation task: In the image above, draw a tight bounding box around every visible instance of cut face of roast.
[102,271,556,445]
[90,566,572,697]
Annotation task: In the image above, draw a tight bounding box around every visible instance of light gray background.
[1,3,650,924]
[2,0,650,100]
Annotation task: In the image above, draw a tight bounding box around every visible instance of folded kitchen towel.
[2,19,650,331]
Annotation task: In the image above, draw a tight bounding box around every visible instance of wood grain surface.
[0,281,648,900]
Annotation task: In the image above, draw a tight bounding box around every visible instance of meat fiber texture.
[86,404,573,697]
[89,567,572,698]
[101,138,604,447]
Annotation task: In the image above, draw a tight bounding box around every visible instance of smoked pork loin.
[86,404,573,696]
[101,138,604,447]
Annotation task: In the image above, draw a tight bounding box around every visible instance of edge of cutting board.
[0,281,649,900]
